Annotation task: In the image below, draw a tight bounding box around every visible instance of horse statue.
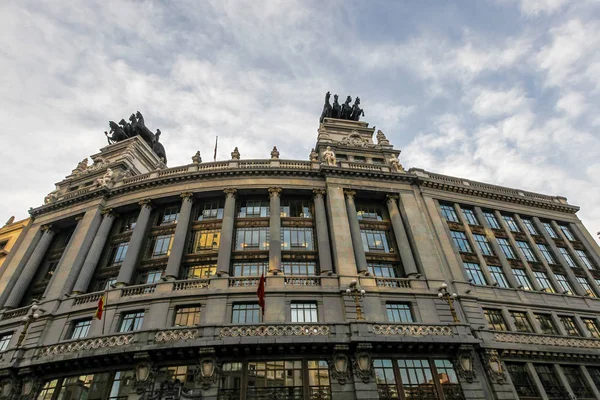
[105,121,128,144]
[319,91,333,123]
[118,119,133,138]
[135,111,156,146]
[351,97,365,121]
[331,94,341,119]
[341,96,353,119]
[152,129,167,164]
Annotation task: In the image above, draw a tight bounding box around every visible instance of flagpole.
[101,290,108,335]
[213,136,218,162]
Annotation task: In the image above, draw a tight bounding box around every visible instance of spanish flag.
[257,273,265,316]
[94,293,107,320]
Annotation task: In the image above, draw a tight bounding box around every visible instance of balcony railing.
[73,292,103,305]
[173,279,210,291]
[121,283,157,297]
[229,277,261,287]
[284,276,320,286]
[0,306,30,321]
[374,277,411,288]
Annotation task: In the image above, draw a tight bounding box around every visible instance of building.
[0,217,31,283]
[0,106,600,400]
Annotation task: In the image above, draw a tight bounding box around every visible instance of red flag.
[257,273,265,316]
[94,293,106,320]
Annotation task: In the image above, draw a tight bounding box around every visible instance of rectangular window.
[463,262,487,285]
[189,229,220,252]
[291,302,318,323]
[473,234,494,256]
[138,269,163,285]
[484,309,507,331]
[543,222,559,239]
[521,218,538,235]
[559,225,575,241]
[174,306,201,327]
[533,271,555,293]
[535,365,569,399]
[557,247,576,267]
[95,276,117,292]
[110,242,129,265]
[183,264,216,279]
[373,359,397,398]
[510,311,533,332]
[162,366,197,390]
[281,199,313,218]
[235,227,269,250]
[246,361,303,396]
[109,371,135,400]
[576,277,596,297]
[150,234,173,258]
[575,249,595,270]
[360,230,391,253]
[56,374,108,400]
[307,360,331,396]
[238,200,269,218]
[555,274,574,295]
[232,303,260,324]
[68,319,91,340]
[118,311,144,332]
[197,200,223,220]
[461,208,479,225]
[281,227,314,251]
[583,318,600,338]
[0,333,12,351]
[440,204,458,222]
[356,204,387,221]
[512,269,533,290]
[506,363,539,399]
[562,366,594,399]
[497,238,516,259]
[516,241,537,262]
[386,303,414,323]
[282,262,317,276]
[397,359,438,399]
[367,263,398,278]
[502,215,521,232]
[120,214,138,233]
[232,262,267,277]
[483,211,501,229]
[489,266,510,288]
[159,206,180,225]
[536,244,555,264]
[535,314,557,335]
[37,380,59,400]
[450,231,472,253]
[559,316,580,337]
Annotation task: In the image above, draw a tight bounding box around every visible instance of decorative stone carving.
[44,187,61,204]
[389,154,404,172]
[323,146,336,166]
[372,324,453,336]
[340,132,368,147]
[353,344,374,383]
[268,187,282,198]
[270,146,280,159]
[376,130,390,145]
[328,345,352,385]
[94,168,114,188]
[72,158,89,175]
[320,91,333,123]
[104,111,167,163]
[192,151,202,164]
[494,332,600,348]
[195,347,220,390]
[309,148,318,161]
[134,353,155,395]
[155,329,200,342]
[0,373,17,400]
[482,349,506,384]
[39,334,135,356]
[220,325,330,338]
[231,147,240,160]
[454,345,476,383]
[16,371,41,400]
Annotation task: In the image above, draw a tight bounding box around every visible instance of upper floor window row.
[238,200,270,218]
[521,218,538,235]
[559,225,575,241]
[450,231,471,253]
[542,222,559,239]
[483,212,500,229]
[440,204,459,223]
[461,208,479,225]
[361,230,392,253]
[157,206,180,226]
[356,204,388,221]
[502,215,521,233]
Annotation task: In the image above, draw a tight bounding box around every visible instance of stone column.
[525,363,549,400]
[386,195,418,276]
[217,189,236,276]
[552,365,575,399]
[4,226,56,308]
[164,193,194,280]
[344,190,368,274]
[580,366,600,399]
[569,222,600,267]
[116,200,153,287]
[72,209,117,294]
[313,189,332,275]
[268,188,282,274]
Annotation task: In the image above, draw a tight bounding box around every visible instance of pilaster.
[313,189,333,275]
[217,189,237,276]
[164,193,194,280]
[116,200,153,287]
[386,195,418,276]
[268,187,282,274]
[344,190,367,274]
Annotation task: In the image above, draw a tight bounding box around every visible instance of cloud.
[469,86,528,119]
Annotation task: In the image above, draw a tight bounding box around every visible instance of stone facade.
[0,118,599,399]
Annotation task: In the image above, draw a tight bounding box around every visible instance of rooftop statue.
[319,92,366,122]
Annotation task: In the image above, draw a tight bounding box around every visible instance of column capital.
[312,188,326,198]
[100,207,117,218]
[268,187,282,197]
[75,214,85,221]
[223,188,237,198]
[40,224,54,233]
[386,194,399,202]
[139,199,152,208]
[343,190,356,198]
[180,192,194,201]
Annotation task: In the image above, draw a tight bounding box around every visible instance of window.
[510,311,533,332]
[109,371,136,400]
[150,234,173,258]
[521,218,538,235]
[353,155,366,162]
[374,359,397,398]
[463,262,487,285]
[120,214,138,232]
[583,318,600,338]
[68,319,91,340]
[557,247,576,267]
[282,262,317,276]
[506,363,539,399]
[235,227,269,250]
[356,204,386,221]
[535,365,569,400]
[575,249,595,270]
[37,379,59,400]
[197,200,223,220]
[232,262,267,277]
[502,215,520,232]
[281,199,312,218]
[183,264,216,279]
[372,158,384,164]
[282,227,314,250]
[559,225,575,241]
[440,204,458,222]
[361,230,391,253]
[484,309,507,331]
[386,303,414,323]
[576,277,596,297]
[559,316,580,336]
[533,271,555,293]
[307,360,331,397]
[473,234,494,256]
[450,231,472,253]
[589,367,600,391]
[161,366,197,390]
[159,206,180,225]
[535,244,554,264]
[95,276,117,291]
[291,302,318,323]
[542,222,559,239]
[0,333,12,351]
[497,238,516,259]
[189,229,220,252]
[512,269,533,290]
[368,263,398,278]
[489,266,510,288]
[461,208,479,225]
[138,269,163,285]
[246,361,303,397]
[232,303,260,324]
[555,274,574,295]
[110,242,129,265]
[516,241,537,262]
[535,314,557,335]
[174,306,201,327]
[483,211,500,229]
[118,311,144,332]
[238,200,269,218]
[562,366,594,399]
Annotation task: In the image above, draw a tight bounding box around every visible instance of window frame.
[118,311,145,333]
[385,303,415,323]
[231,303,261,324]
[290,302,318,323]
[463,262,487,285]
[67,319,92,340]
[450,231,472,253]
[440,204,459,223]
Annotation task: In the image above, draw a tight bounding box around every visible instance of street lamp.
[345,280,366,320]
[438,283,460,323]
[16,303,46,348]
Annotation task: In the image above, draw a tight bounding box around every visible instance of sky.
[1,0,600,243]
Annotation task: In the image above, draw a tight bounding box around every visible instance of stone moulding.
[494,332,600,349]
[220,325,330,338]
[39,334,135,357]
[372,324,453,336]
[155,329,201,342]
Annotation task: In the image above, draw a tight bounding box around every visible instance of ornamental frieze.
[155,329,201,342]
[372,325,453,336]
[39,334,135,357]
[494,332,600,349]
[220,325,330,338]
